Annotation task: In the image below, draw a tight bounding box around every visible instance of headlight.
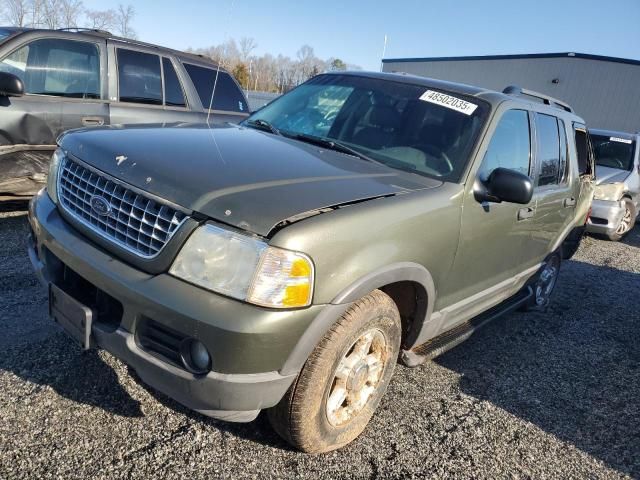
[46,148,64,204]
[593,182,625,202]
[169,224,314,308]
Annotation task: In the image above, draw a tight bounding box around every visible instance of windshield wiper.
[244,118,282,136]
[291,133,377,164]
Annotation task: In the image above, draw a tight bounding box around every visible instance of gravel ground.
[1,203,638,479]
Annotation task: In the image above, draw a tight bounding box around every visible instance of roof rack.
[502,85,573,113]
[57,27,111,36]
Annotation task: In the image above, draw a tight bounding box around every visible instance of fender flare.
[280,262,436,376]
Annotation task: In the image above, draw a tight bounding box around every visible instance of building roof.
[382,52,640,68]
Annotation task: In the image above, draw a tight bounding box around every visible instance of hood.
[595,165,630,186]
[60,123,440,236]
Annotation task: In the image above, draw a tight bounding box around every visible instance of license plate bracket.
[49,284,94,350]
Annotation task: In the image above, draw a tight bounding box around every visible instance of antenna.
[380,34,388,72]
[206,0,236,125]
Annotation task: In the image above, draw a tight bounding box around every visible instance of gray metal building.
[382,53,640,132]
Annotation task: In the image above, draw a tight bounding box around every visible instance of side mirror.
[0,71,25,97]
[475,167,533,204]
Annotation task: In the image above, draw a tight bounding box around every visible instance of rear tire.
[607,199,636,241]
[522,252,561,311]
[268,289,401,453]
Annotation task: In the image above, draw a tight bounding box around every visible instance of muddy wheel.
[607,199,636,241]
[268,289,401,453]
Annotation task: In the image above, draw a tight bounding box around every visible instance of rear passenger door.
[524,113,575,268]
[108,44,197,125]
[182,62,250,122]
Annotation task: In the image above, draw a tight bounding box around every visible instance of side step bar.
[401,286,533,367]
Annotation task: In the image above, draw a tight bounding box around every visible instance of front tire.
[607,198,636,241]
[268,290,401,453]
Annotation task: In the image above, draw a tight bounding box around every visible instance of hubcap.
[326,329,387,427]
[535,257,559,306]
[616,207,632,235]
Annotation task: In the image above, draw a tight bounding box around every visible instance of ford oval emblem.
[90,195,112,217]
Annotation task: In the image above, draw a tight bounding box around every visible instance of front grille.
[58,156,187,258]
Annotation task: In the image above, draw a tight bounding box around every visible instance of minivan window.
[591,134,636,171]
[162,57,186,107]
[535,114,561,186]
[183,63,248,113]
[478,109,530,180]
[0,38,100,98]
[117,48,162,105]
[245,74,489,182]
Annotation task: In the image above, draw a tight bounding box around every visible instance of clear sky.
[83,0,640,70]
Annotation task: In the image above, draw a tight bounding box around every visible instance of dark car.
[0,27,249,199]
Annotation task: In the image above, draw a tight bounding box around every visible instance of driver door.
[0,35,108,197]
[440,108,536,314]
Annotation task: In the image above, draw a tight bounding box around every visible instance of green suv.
[27,72,594,453]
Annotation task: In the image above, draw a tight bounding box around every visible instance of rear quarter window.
[183,63,248,113]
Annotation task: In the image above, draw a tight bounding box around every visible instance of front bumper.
[585,199,626,235]
[28,191,325,421]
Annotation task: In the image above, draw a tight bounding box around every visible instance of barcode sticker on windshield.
[610,136,632,144]
[419,90,478,115]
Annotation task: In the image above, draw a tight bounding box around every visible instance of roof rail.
[57,27,112,36]
[502,85,573,113]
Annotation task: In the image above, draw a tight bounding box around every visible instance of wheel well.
[379,281,428,348]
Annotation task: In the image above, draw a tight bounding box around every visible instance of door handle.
[563,197,576,208]
[517,207,535,221]
[81,116,105,126]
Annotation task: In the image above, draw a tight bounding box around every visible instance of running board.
[401,287,533,367]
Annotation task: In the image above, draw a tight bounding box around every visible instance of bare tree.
[116,3,136,38]
[40,0,64,28]
[85,8,117,31]
[239,37,257,63]
[1,0,29,26]
[60,0,84,28]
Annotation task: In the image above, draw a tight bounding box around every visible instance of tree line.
[188,38,360,93]
[1,0,137,38]
[1,2,360,92]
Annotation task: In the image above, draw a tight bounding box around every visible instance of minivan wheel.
[607,199,636,241]
[522,252,561,311]
[267,290,401,453]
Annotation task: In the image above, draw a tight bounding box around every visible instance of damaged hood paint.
[59,123,440,235]
[595,165,631,185]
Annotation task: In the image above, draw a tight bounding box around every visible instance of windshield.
[591,134,636,171]
[244,74,489,181]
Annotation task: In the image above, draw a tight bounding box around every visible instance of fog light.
[180,339,211,374]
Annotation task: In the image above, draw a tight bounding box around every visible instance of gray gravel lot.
[1,203,639,479]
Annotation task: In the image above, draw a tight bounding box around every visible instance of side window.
[574,127,593,176]
[183,63,247,113]
[535,114,561,186]
[117,48,162,105]
[0,38,100,98]
[478,109,531,180]
[162,57,186,107]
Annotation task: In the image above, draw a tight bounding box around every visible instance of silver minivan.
[586,129,639,240]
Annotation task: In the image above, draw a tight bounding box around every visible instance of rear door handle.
[81,116,105,126]
[563,197,576,208]
[518,207,535,220]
